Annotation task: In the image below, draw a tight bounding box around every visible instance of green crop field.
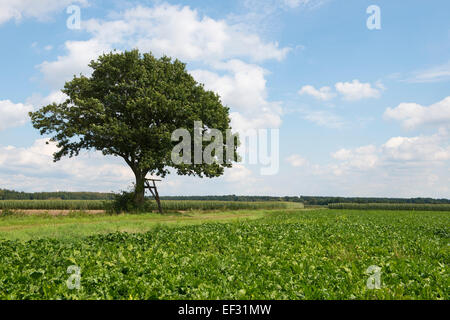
[0,200,299,211]
[329,203,450,211]
[0,208,448,300]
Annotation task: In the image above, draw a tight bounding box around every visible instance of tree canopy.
[30,50,237,206]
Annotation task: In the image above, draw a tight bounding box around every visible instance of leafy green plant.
[0,209,15,217]
[106,191,153,214]
[0,209,448,300]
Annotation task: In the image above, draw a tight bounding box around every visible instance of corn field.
[156,200,301,211]
[328,203,450,211]
[0,200,106,210]
[0,200,300,211]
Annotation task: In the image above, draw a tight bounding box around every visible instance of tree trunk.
[133,170,146,207]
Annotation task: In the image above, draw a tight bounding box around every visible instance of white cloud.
[331,145,379,172]
[300,109,344,128]
[283,0,310,8]
[310,129,450,197]
[191,60,282,130]
[35,4,288,131]
[132,5,288,62]
[404,61,450,83]
[382,130,450,162]
[298,85,335,101]
[298,79,384,102]
[37,3,290,81]
[0,139,263,193]
[232,0,326,31]
[384,96,450,130]
[0,139,133,191]
[0,92,68,132]
[27,90,68,107]
[223,163,253,182]
[0,0,88,24]
[286,154,307,167]
[77,4,289,64]
[0,100,33,131]
[282,0,326,9]
[226,0,325,41]
[161,128,450,197]
[38,39,109,88]
[335,79,381,101]
[329,129,450,177]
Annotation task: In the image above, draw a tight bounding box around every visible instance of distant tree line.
[0,189,115,200]
[0,189,449,204]
[299,196,450,205]
[159,195,450,205]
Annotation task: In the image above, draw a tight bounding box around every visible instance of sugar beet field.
[0,202,448,300]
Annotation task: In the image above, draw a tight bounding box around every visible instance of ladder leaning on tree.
[144,178,163,214]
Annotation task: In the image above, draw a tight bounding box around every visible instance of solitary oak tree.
[30,50,237,207]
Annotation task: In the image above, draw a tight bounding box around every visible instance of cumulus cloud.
[0,139,262,194]
[26,90,68,107]
[38,39,110,88]
[384,96,450,130]
[0,100,33,131]
[35,3,289,130]
[307,129,450,197]
[0,91,69,132]
[331,145,379,172]
[329,129,450,177]
[0,139,133,191]
[38,3,290,89]
[382,130,450,162]
[223,163,253,182]
[298,85,335,101]
[286,154,307,167]
[298,80,384,102]
[116,5,290,62]
[191,60,282,130]
[0,0,88,24]
[335,79,381,101]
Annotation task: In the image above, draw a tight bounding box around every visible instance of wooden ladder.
[144,178,162,213]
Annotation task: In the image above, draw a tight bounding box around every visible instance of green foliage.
[0,209,15,217]
[329,203,450,211]
[106,191,154,214]
[110,191,136,213]
[0,209,448,299]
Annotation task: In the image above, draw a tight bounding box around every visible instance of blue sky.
[0,0,449,197]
